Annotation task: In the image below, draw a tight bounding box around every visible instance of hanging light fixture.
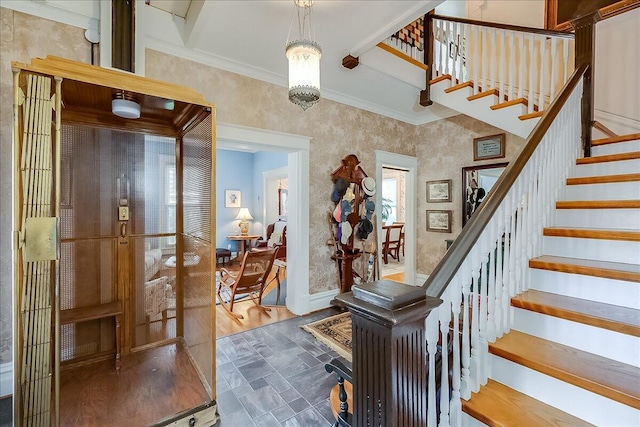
[286,0,322,111]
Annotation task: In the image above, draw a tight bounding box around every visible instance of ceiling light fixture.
[112,92,141,119]
[285,0,321,111]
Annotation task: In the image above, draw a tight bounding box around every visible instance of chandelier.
[285,0,322,111]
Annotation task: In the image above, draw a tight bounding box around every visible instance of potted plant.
[381,197,393,225]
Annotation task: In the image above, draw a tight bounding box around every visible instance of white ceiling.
[145,0,457,125]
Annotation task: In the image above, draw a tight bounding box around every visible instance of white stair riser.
[542,235,640,264]
[511,307,640,367]
[564,181,640,201]
[553,209,640,230]
[571,158,640,177]
[461,412,489,427]
[529,268,640,309]
[592,140,640,156]
[489,355,640,426]
[553,208,640,230]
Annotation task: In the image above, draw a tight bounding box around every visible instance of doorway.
[380,167,408,282]
[375,151,417,286]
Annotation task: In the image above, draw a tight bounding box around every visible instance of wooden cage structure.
[12,56,217,426]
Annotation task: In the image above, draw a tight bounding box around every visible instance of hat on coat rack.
[340,199,352,222]
[333,203,342,222]
[356,218,373,240]
[362,177,376,196]
[364,199,375,220]
[341,221,352,244]
[342,184,356,202]
[331,177,349,202]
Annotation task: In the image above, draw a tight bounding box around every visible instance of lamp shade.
[235,208,253,221]
[286,40,322,111]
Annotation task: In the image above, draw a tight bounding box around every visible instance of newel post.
[336,280,443,427]
[420,11,435,107]
[570,10,601,158]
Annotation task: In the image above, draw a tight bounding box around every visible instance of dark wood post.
[112,0,135,72]
[420,11,435,107]
[570,10,601,158]
[336,280,443,427]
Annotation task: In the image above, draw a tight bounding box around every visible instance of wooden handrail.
[423,63,589,298]
[431,14,575,39]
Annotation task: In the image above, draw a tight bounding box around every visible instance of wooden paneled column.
[336,280,442,427]
[571,10,602,158]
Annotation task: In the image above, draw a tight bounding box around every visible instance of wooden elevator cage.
[11,56,217,426]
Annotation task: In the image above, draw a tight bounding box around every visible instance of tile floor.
[0,307,345,427]
[214,306,344,427]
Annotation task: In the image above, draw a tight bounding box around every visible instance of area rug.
[302,312,352,362]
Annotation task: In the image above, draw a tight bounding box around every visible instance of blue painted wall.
[216,149,287,250]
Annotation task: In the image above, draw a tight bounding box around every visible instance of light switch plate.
[118,206,129,221]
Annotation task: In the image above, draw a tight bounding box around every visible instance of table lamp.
[235,208,253,236]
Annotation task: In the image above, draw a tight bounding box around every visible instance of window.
[382,177,398,224]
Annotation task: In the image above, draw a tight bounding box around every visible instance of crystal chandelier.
[285,0,322,111]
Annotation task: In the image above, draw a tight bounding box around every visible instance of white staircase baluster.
[481,27,488,92]
[509,31,515,101]
[550,37,558,103]
[439,20,445,78]
[439,293,451,427]
[518,33,524,100]
[494,207,504,338]
[460,260,472,400]
[478,234,489,386]
[491,28,497,91]
[499,29,505,103]
[563,37,570,87]
[473,25,480,94]
[487,219,497,344]
[426,309,439,426]
[470,247,481,392]
[444,21,451,78]
[451,21,458,84]
[539,35,547,110]
[449,275,462,425]
[528,34,535,114]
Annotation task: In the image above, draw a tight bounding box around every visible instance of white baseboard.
[0,362,12,398]
[594,109,640,135]
[305,289,339,314]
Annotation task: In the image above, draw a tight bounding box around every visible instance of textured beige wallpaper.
[0,9,526,366]
[414,116,525,275]
[145,49,419,294]
[0,8,90,367]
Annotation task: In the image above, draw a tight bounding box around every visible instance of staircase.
[461,133,640,426]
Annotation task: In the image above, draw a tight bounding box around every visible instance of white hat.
[341,221,353,244]
[362,177,376,196]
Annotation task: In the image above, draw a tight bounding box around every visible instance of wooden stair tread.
[428,74,451,85]
[376,42,427,70]
[444,80,473,93]
[519,110,543,120]
[543,226,640,241]
[529,255,640,283]
[489,330,640,409]
[567,173,640,185]
[592,133,640,146]
[490,97,528,111]
[467,89,498,101]
[556,200,640,209]
[462,379,593,427]
[512,289,640,336]
[576,151,640,164]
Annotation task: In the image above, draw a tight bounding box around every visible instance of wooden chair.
[393,221,405,257]
[382,223,403,264]
[217,248,277,319]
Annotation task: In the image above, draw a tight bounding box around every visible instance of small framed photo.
[426,179,452,203]
[473,133,505,161]
[426,210,452,233]
[225,190,241,208]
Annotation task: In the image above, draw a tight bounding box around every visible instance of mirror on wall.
[462,162,508,226]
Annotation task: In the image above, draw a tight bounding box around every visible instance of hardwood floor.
[215,262,296,337]
[60,342,210,426]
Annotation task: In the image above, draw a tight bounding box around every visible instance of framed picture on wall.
[426,179,452,203]
[473,133,505,161]
[225,190,241,208]
[426,210,452,233]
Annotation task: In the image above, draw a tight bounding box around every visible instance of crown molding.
[2,0,98,32]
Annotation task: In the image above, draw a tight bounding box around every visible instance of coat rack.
[328,154,379,293]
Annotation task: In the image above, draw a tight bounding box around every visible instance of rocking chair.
[217,248,277,319]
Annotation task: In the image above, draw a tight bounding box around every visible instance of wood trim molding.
[376,43,428,70]
[545,0,640,31]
